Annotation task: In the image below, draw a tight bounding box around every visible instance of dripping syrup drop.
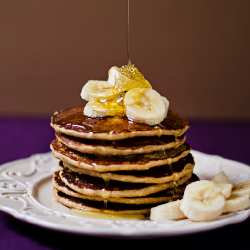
[101,178,111,210]
[169,163,179,199]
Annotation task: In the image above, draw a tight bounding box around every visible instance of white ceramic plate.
[0,150,250,238]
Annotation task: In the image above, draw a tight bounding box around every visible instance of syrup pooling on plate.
[70,209,146,220]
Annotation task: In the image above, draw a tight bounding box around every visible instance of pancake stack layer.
[50,106,198,215]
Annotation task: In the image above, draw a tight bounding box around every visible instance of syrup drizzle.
[101,177,111,210]
[168,137,180,199]
[126,0,131,65]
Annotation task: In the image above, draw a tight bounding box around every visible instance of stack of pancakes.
[50,106,198,215]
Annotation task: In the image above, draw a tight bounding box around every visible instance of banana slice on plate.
[223,193,250,213]
[150,200,186,220]
[180,180,225,221]
[232,180,250,197]
[211,171,232,185]
[216,183,233,199]
[124,88,169,125]
[80,80,113,101]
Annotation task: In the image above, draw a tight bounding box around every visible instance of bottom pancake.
[53,188,152,214]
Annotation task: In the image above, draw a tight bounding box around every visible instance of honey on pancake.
[101,176,112,210]
[89,92,125,117]
[167,136,189,199]
[169,163,178,200]
[52,140,191,170]
[51,106,189,137]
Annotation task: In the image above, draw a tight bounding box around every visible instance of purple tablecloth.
[0,117,250,249]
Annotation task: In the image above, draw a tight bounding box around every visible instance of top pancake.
[51,106,189,140]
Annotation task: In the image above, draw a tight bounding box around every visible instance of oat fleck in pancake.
[51,106,190,140]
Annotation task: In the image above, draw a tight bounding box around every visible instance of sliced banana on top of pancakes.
[124,88,169,126]
[80,65,169,125]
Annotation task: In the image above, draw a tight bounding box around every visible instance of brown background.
[0,0,249,120]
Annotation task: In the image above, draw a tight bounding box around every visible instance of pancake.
[53,171,183,204]
[55,132,186,156]
[53,188,152,214]
[50,101,196,215]
[58,168,193,198]
[53,171,199,204]
[50,139,191,172]
[51,106,190,140]
[60,153,195,183]
[52,173,199,214]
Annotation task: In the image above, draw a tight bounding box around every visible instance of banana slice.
[223,194,250,213]
[217,183,233,199]
[232,180,250,197]
[108,66,152,92]
[210,171,233,198]
[84,100,123,118]
[161,96,170,110]
[124,88,169,125]
[180,180,225,221]
[88,88,119,102]
[80,80,113,101]
[211,171,232,185]
[84,101,107,117]
[150,200,186,221]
